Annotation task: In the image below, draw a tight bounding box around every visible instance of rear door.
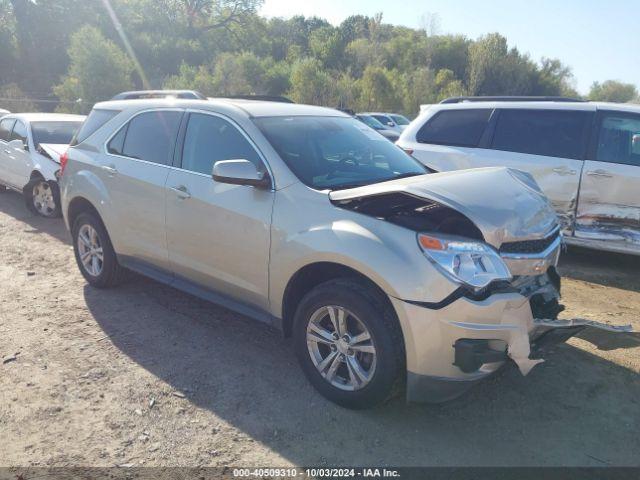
[471,108,592,233]
[0,117,16,187]
[165,111,274,311]
[102,109,183,273]
[574,110,640,252]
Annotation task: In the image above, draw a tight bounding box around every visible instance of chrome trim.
[500,234,562,276]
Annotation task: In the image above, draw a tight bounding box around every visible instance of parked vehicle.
[0,108,10,117]
[360,112,410,133]
[0,113,85,217]
[59,98,628,408]
[355,114,399,142]
[398,97,640,255]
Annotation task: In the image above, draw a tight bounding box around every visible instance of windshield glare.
[32,121,82,145]
[254,116,427,190]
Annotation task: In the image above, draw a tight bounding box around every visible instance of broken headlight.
[418,233,512,290]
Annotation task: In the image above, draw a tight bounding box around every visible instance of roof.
[429,100,640,113]
[111,90,206,100]
[4,113,86,123]
[93,98,349,119]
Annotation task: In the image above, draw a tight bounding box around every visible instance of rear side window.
[9,120,28,144]
[372,115,392,126]
[0,118,15,141]
[181,113,263,175]
[596,113,640,166]
[71,109,120,146]
[492,109,590,160]
[417,109,491,147]
[121,111,182,165]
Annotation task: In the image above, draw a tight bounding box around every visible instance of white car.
[359,112,410,133]
[0,113,85,217]
[0,108,10,117]
[398,97,640,255]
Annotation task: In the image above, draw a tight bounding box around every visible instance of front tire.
[24,178,61,218]
[72,212,125,288]
[293,279,405,409]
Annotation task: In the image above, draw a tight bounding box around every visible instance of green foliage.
[0,83,36,111]
[1,3,636,115]
[53,26,135,113]
[589,80,638,103]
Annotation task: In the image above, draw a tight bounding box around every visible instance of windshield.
[32,121,83,145]
[390,114,410,126]
[254,116,427,190]
[356,115,385,130]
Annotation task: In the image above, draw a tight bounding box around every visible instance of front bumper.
[391,276,632,403]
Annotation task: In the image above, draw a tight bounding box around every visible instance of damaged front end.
[330,168,633,402]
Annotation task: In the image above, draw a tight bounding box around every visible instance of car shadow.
[83,279,640,467]
[0,190,70,244]
[559,245,640,293]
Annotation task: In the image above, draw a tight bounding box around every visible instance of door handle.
[169,185,191,199]
[101,165,118,176]
[586,169,613,178]
[552,167,576,176]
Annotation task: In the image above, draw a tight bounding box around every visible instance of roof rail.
[111,90,207,100]
[218,95,294,104]
[440,96,586,104]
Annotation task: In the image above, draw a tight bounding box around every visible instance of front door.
[0,118,16,187]
[575,111,640,252]
[165,111,274,311]
[5,120,31,188]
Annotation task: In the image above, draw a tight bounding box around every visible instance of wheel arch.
[66,196,105,231]
[281,261,398,339]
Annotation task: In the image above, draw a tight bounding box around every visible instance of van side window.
[181,113,263,175]
[492,109,590,160]
[596,113,640,167]
[0,118,15,142]
[416,109,491,147]
[121,111,182,165]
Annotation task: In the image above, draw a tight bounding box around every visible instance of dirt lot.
[1,190,639,467]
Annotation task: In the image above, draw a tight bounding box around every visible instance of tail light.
[59,151,69,176]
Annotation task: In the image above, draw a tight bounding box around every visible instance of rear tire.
[24,178,61,218]
[293,278,405,409]
[72,212,125,288]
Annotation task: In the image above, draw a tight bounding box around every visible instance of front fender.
[269,184,459,318]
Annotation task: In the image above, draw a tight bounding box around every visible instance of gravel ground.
[0,190,639,467]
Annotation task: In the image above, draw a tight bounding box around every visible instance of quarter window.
[181,113,263,175]
[121,111,182,165]
[107,125,127,155]
[9,120,28,145]
[416,109,491,147]
[71,108,120,146]
[0,118,15,142]
[596,113,640,167]
[491,109,590,160]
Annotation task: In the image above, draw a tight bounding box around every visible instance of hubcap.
[77,224,104,277]
[306,305,377,391]
[32,181,56,216]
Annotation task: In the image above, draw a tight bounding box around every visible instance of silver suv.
[59,98,624,408]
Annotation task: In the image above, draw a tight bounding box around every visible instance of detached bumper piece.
[453,339,507,373]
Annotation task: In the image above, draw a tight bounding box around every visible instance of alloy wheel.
[32,181,56,217]
[77,224,104,277]
[306,305,377,391]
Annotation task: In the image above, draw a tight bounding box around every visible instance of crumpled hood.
[38,143,68,163]
[329,167,559,248]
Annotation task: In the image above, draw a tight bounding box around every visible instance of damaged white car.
[0,113,85,217]
[60,98,631,408]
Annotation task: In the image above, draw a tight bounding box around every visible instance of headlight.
[418,233,512,290]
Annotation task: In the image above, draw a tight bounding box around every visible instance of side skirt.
[118,255,282,330]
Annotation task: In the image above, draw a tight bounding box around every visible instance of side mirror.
[212,159,271,189]
[8,139,27,151]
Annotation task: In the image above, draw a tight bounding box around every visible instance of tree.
[358,65,399,111]
[0,83,36,111]
[288,58,332,105]
[589,80,638,103]
[54,26,134,113]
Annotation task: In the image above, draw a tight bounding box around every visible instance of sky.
[260,0,640,94]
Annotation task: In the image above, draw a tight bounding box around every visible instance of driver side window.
[181,113,263,176]
[9,120,27,146]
